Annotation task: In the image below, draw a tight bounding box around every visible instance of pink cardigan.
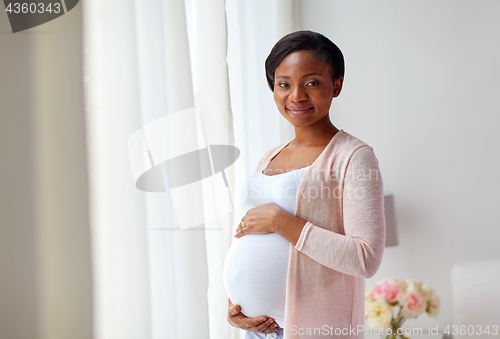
[254,130,385,339]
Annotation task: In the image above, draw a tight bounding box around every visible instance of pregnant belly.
[223,233,290,327]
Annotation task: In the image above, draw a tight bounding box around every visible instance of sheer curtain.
[83,0,299,338]
[83,0,231,337]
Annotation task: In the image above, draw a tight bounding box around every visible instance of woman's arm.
[274,146,386,278]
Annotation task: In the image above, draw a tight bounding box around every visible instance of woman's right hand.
[227,303,279,334]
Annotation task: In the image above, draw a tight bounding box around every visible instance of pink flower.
[372,281,402,303]
[400,289,426,318]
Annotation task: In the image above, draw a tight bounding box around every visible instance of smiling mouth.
[287,106,313,116]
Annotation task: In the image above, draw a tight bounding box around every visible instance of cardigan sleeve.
[294,145,386,278]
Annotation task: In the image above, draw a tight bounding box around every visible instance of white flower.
[395,279,409,291]
[421,284,433,303]
[426,289,440,317]
[365,290,376,302]
[365,300,393,329]
[406,280,423,292]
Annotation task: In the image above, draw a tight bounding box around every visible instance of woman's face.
[273,50,343,128]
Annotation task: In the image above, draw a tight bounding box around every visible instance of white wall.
[0,4,92,339]
[300,0,500,331]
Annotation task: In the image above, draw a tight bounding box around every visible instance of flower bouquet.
[364,278,440,339]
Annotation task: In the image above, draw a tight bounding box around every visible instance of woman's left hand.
[234,202,284,238]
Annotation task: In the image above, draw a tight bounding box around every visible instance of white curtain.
[83,0,299,338]
[83,0,231,337]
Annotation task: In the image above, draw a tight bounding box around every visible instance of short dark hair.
[265,30,345,91]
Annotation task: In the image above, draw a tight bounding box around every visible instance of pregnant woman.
[223,31,386,339]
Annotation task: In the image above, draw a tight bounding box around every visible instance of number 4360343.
[5,3,62,14]
[444,324,499,336]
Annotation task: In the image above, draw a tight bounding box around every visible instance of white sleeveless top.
[223,160,310,327]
